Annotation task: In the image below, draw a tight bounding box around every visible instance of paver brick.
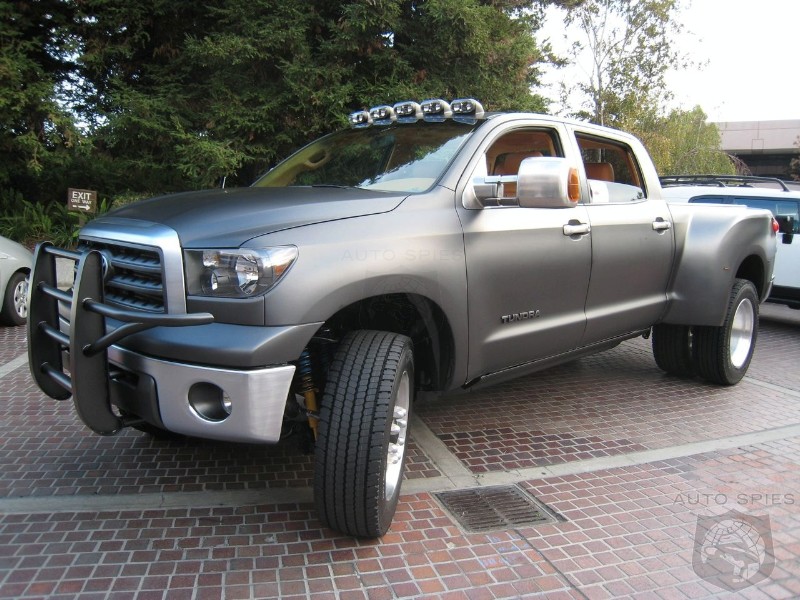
[2,308,800,598]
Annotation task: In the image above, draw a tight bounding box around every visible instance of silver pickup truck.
[27,99,777,537]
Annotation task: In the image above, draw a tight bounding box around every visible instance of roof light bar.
[451,98,484,122]
[393,101,423,123]
[420,99,452,122]
[369,105,396,125]
[349,110,372,128]
[349,98,484,127]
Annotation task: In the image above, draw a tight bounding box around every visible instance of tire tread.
[692,279,758,385]
[314,330,412,537]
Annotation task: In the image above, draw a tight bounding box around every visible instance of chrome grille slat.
[106,274,164,297]
[110,256,162,274]
[78,240,166,313]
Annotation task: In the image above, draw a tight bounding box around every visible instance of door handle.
[652,219,671,231]
[563,222,591,236]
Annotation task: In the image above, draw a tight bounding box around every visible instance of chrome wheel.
[1,271,30,326]
[385,371,410,501]
[692,279,758,386]
[729,298,754,369]
[13,277,29,320]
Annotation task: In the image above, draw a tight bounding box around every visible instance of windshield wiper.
[309,184,357,189]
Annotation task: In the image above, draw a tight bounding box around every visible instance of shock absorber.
[296,349,319,439]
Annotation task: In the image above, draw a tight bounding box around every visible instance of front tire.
[692,279,758,385]
[314,330,413,538]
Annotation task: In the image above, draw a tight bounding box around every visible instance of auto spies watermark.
[674,493,784,591]
[341,249,464,262]
[692,510,775,592]
[673,492,795,507]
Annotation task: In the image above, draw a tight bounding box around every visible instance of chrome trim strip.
[80,218,187,313]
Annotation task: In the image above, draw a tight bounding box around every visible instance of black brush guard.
[27,242,213,435]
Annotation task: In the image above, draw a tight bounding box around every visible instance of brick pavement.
[0,325,26,366]
[1,303,799,599]
[1,438,798,599]
[417,309,800,473]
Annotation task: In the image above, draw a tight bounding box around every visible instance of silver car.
[0,235,32,326]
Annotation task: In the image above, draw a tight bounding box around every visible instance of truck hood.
[106,186,407,247]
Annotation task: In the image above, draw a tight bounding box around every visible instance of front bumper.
[27,243,309,444]
[109,344,295,443]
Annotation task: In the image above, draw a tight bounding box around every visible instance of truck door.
[457,125,592,381]
[574,131,675,345]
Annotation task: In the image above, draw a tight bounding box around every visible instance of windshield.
[253,121,479,193]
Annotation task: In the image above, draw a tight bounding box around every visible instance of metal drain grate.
[435,485,562,533]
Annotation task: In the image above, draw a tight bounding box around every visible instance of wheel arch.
[662,205,775,327]
[7,266,30,282]
[735,253,768,302]
[323,292,455,392]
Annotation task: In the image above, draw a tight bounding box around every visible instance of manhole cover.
[435,485,562,533]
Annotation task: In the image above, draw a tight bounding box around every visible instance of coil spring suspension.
[297,349,319,439]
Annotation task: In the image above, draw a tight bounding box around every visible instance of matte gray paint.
[662,202,775,326]
[42,112,777,443]
[108,186,407,248]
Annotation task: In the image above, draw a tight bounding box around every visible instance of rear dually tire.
[692,279,759,386]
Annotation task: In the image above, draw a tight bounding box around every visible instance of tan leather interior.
[584,162,615,182]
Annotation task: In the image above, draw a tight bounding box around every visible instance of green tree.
[71,0,573,195]
[557,0,688,127]
[621,106,734,175]
[0,0,85,201]
[547,0,733,175]
[0,0,578,208]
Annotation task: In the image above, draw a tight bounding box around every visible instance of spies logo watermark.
[692,510,775,591]
[674,492,795,507]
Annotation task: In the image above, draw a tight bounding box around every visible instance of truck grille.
[78,240,166,313]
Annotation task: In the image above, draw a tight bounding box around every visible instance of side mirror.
[471,175,518,207]
[472,179,502,203]
[517,157,581,208]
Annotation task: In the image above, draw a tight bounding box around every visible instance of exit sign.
[67,188,97,212]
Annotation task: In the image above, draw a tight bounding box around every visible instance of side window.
[742,199,800,234]
[691,196,800,234]
[484,128,563,199]
[576,134,645,203]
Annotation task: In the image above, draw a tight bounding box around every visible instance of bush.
[0,189,142,248]
[0,190,83,248]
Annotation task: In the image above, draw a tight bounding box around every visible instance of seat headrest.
[493,151,544,175]
[585,162,615,182]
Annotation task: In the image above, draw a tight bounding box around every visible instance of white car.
[0,235,32,326]
[661,176,800,309]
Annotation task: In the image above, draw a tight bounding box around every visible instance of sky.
[538,0,800,123]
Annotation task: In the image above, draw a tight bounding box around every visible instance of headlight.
[184,246,298,298]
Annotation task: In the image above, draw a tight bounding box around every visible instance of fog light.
[188,382,231,422]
